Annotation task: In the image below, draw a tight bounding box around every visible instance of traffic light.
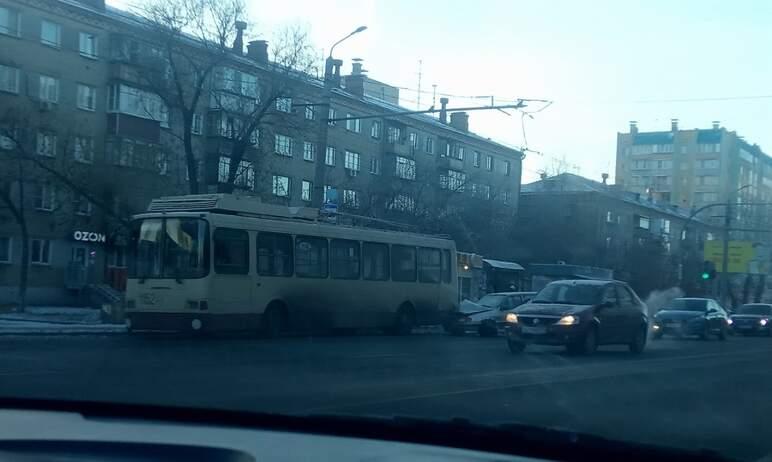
[701,261,717,281]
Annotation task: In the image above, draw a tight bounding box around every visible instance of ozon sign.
[73,231,106,243]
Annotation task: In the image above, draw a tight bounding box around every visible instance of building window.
[274,134,293,156]
[39,75,59,103]
[344,150,361,171]
[392,245,416,282]
[40,20,61,47]
[502,190,512,204]
[301,141,315,162]
[387,126,401,143]
[191,113,203,135]
[301,180,312,202]
[345,114,361,133]
[698,159,719,169]
[442,169,466,191]
[0,6,20,36]
[485,155,493,171]
[363,242,389,281]
[0,64,19,94]
[272,175,290,197]
[74,196,92,216]
[425,137,434,154]
[499,160,511,176]
[156,151,169,175]
[275,97,292,112]
[343,189,360,208]
[698,143,720,153]
[451,145,464,161]
[409,132,418,149]
[78,32,98,58]
[76,84,96,111]
[36,131,56,157]
[371,120,381,139]
[606,211,614,223]
[34,183,56,211]
[213,228,249,275]
[389,193,415,212]
[395,156,415,180]
[637,215,650,230]
[473,151,481,168]
[325,146,336,166]
[330,239,360,279]
[369,156,381,175]
[257,232,293,277]
[30,239,52,265]
[295,236,328,278]
[328,108,336,126]
[217,157,254,189]
[662,219,671,234]
[107,84,168,126]
[304,105,315,120]
[0,236,10,263]
[73,136,94,163]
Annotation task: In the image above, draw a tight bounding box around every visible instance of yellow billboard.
[704,241,769,274]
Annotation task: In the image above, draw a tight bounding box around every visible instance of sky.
[109,0,772,183]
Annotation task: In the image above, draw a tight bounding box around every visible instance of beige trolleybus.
[125,194,458,335]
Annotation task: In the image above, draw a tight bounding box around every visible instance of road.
[0,332,769,460]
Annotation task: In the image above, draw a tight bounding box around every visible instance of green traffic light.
[701,272,710,280]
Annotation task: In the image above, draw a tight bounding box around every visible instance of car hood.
[655,310,705,321]
[515,303,591,316]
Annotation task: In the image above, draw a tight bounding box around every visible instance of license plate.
[522,326,547,335]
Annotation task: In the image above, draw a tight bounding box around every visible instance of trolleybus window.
[392,245,416,282]
[330,239,360,279]
[295,236,328,278]
[418,247,441,283]
[131,218,209,279]
[257,232,293,277]
[213,228,249,274]
[441,249,452,283]
[363,242,389,281]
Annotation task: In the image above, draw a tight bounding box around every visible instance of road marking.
[299,348,772,414]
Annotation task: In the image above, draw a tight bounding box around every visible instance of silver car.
[449,292,536,336]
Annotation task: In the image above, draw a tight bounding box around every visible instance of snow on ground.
[0,306,102,325]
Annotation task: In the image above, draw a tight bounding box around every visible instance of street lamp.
[329,26,368,59]
[324,26,368,82]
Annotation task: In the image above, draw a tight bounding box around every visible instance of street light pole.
[312,26,368,209]
[720,184,751,307]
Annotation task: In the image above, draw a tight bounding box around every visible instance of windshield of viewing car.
[738,305,772,315]
[531,284,601,305]
[664,299,707,312]
[477,295,505,307]
[130,218,209,279]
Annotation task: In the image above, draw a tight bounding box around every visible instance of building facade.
[511,173,715,297]
[0,0,522,304]
[615,120,772,241]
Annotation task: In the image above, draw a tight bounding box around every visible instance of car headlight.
[652,324,661,330]
[556,315,579,326]
[727,318,733,325]
[760,319,768,326]
[505,313,518,324]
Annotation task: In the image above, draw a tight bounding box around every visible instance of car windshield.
[532,283,602,305]
[5,1,772,461]
[738,305,772,316]
[477,294,505,307]
[664,299,708,312]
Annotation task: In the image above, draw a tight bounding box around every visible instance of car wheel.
[262,304,287,339]
[389,305,416,336]
[507,338,526,354]
[699,323,711,341]
[629,326,647,355]
[718,324,727,341]
[651,330,664,340]
[569,326,597,355]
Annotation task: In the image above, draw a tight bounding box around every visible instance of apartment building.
[0,0,522,304]
[615,120,772,239]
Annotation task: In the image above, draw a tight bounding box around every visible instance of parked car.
[447,292,536,336]
[651,298,729,340]
[504,280,648,355]
[728,303,772,336]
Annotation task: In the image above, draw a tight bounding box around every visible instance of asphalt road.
[0,331,770,460]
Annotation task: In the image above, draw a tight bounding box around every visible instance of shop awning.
[483,259,525,271]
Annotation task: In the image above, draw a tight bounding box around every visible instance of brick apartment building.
[0,0,522,304]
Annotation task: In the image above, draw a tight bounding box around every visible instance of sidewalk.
[0,307,127,335]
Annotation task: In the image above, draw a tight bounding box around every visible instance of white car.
[449,292,536,336]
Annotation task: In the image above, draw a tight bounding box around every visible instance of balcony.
[437,156,464,171]
[107,113,160,144]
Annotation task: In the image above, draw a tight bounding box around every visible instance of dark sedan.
[651,298,729,340]
[729,304,772,336]
[504,280,649,355]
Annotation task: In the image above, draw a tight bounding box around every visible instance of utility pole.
[721,201,731,306]
[416,60,422,110]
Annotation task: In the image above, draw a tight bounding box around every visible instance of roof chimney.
[449,112,469,132]
[232,21,247,55]
[439,97,449,124]
[352,60,364,75]
[540,172,548,180]
[712,120,720,130]
[247,40,268,62]
[671,118,679,131]
[629,121,638,134]
[601,173,609,185]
